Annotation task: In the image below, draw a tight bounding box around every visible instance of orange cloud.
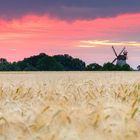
[79,40,140,48]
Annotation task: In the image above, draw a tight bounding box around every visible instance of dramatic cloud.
[0,1,140,68]
[0,0,140,20]
[0,13,140,68]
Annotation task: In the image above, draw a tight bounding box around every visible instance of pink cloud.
[0,13,140,68]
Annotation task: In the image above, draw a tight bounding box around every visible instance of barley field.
[0,72,140,140]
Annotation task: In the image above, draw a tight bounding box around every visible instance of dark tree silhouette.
[36,56,64,71]
[86,63,102,71]
[102,63,132,71]
[120,64,132,71]
[53,54,86,71]
[102,63,116,71]
[0,53,133,71]
[0,58,8,64]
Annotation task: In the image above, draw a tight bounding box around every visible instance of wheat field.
[0,72,140,140]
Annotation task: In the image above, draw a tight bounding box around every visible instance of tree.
[23,53,47,67]
[102,63,132,71]
[0,58,8,64]
[120,64,132,71]
[86,63,102,71]
[53,54,86,71]
[36,56,64,71]
[0,54,134,71]
[15,61,27,71]
[113,64,132,71]
[102,63,115,71]
[0,58,13,71]
[11,62,21,71]
[23,64,37,71]
[71,58,86,71]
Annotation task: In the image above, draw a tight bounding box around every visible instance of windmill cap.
[123,50,128,55]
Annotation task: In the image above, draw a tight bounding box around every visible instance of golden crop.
[0,72,140,140]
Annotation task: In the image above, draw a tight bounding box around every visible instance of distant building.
[112,46,128,66]
[137,65,140,71]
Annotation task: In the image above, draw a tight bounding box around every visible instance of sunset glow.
[0,4,140,68]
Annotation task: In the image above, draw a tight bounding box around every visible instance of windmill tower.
[111,46,128,66]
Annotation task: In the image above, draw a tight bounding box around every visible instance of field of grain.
[0,72,140,140]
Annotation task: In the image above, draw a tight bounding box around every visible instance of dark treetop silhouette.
[0,53,133,71]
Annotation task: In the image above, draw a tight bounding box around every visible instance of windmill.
[111,46,128,66]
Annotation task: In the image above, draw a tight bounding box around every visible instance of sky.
[0,0,140,68]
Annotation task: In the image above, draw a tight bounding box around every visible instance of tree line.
[0,53,137,71]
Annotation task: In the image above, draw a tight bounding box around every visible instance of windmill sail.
[111,46,128,66]
[112,46,118,57]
